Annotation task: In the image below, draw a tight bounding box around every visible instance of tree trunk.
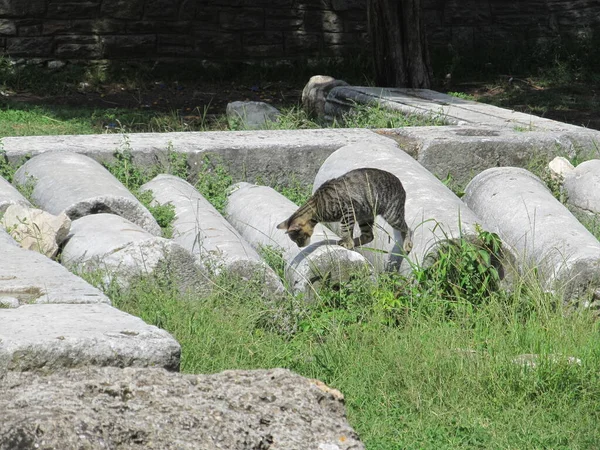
[368,0,433,88]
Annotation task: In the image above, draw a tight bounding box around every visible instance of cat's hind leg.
[353,219,374,248]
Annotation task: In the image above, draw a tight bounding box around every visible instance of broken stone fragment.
[1,204,71,258]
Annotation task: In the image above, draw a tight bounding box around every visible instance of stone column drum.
[0,176,31,213]
[61,213,208,293]
[313,141,486,275]
[13,151,161,235]
[564,159,600,219]
[140,174,284,295]
[226,183,371,296]
[463,167,600,302]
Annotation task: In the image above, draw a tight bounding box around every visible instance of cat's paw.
[337,239,355,250]
[403,238,413,253]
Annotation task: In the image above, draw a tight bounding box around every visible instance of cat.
[277,168,413,255]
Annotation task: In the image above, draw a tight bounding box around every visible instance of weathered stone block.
[43,20,73,35]
[56,43,103,59]
[157,34,194,55]
[71,19,126,34]
[101,0,144,19]
[304,10,344,33]
[128,20,192,34]
[220,9,263,31]
[6,37,53,56]
[0,19,16,36]
[265,9,304,30]
[0,0,45,17]
[285,31,320,53]
[194,30,242,57]
[47,2,100,19]
[0,367,364,450]
[102,35,156,57]
[145,0,179,18]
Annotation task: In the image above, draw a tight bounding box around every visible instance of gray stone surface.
[0,175,31,213]
[0,303,180,374]
[378,126,600,187]
[0,228,109,305]
[1,129,396,187]
[326,86,596,133]
[0,366,364,450]
[1,204,71,258]
[62,213,208,292]
[564,159,600,218]
[463,167,600,302]
[140,174,284,294]
[226,182,371,296]
[302,75,349,118]
[226,100,281,129]
[13,151,161,235]
[313,141,487,275]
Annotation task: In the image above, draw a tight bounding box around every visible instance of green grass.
[83,263,600,450]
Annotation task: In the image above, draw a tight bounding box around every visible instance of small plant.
[339,102,447,128]
[413,224,503,305]
[194,155,233,214]
[447,91,476,101]
[16,174,37,205]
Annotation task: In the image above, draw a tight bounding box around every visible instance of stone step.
[0,228,108,306]
[0,303,181,374]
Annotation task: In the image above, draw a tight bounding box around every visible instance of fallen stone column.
[13,151,161,235]
[0,175,31,213]
[463,167,600,302]
[0,228,108,306]
[140,175,284,295]
[313,142,486,275]
[563,159,600,218]
[0,303,181,375]
[61,213,208,292]
[226,183,371,296]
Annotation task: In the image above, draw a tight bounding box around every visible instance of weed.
[338,102,447,128]
[194,155,233,214]
[447,91,476,101]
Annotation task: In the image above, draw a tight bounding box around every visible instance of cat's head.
[276,217,315,247]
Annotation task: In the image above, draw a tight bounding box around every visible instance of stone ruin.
[2,76,600,447]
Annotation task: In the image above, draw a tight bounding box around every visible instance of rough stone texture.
[378,125,600,187]
[0,366,364,450]
[549,156,574,181]
[1,129,395,187]
[0,175,31,213]
[140,174,284,294]
[313,141,489,275]
[62,213,208,292]
[13,151,161,236]
[564,159,600,218]
[0,227,109,305]
[226,101,281,130]
[1,204,71,258]
[463,167,600,302]
[0,303,181,374]
[302,75,349,118]
[226,182,371,296]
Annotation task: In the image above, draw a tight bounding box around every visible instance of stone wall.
[0,0,598,63]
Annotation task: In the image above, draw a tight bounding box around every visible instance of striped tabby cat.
[277,168,413,255]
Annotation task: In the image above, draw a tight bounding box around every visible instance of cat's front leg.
[338,212,355,249]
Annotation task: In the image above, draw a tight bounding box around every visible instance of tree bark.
[368,0,433,88]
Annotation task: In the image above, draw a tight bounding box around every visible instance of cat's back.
[322,168,402,194]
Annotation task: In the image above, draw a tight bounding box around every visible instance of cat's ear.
[276,220,288,230]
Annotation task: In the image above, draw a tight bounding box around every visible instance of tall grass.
[84,264,600,449]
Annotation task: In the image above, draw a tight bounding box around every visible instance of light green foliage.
[194,156,233,214]
[103,140,188,237]
[339,102,447,128]
[447,91,476,101]
[413,225,503,306]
